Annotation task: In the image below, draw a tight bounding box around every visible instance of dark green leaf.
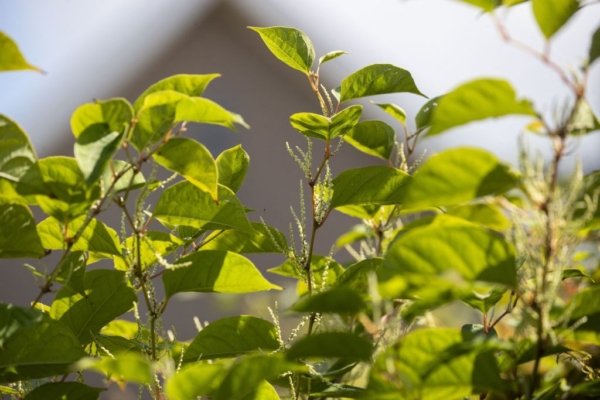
[572,379,600,396]
[154,137,218,200]
[336,258,383,293]
[318,50,347,67]
[50,270,137,344]
[460,286,507,313]
[216,145,250,193]
[165,363,227,400]
[183,316,280,361]
[415,96,442,130]
[345,120,395,160]
[163,250,281,298]
[200,222,287,253]
[286,332,372,361]
[401,147,520,210]
[0,31,40,72]
[0,203,44,258]
[23,382,104,400]
[55,252,87,295]
[75,353,154,385]
[330,166,412,209]
[290,287,365,314]
[427,79,536,136]
[289,105,362,141]
[562,268,594,281]
[590,25,600,66]
[563,286,600,333]
[0,303,43,348]
[74,128,123,185]
[0,114,37,183]
[134,73,220,111]
[340,64,426,102]
[249,26,315,74]
[154,182,254,232]
[461,324,498,342]
[70,98,133,138]
[37,216,122,256]
[532,0,579,39]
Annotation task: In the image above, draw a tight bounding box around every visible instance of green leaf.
[590,25,600,66]
[373,102,406,126]
[445,203,510,231]
[461,324,498,342]
[344,120,395,160]
[427,78,536,136]
[216,145,250,193]
[268,255,345,296]
[50,270,137,344]
[115,230,183,271]
[336,258,383,293]
[532,0,579,39]
[340,64,426,102]
[154,137,218,200]
[163,250,281,298]
[249,26,315,74]
[165,363,227,400]
[572,379,600,396]
[563,286,600,332]
[154,182,254,232]
[567,98,600,135]
[0,31,40,72]
[309,385,367,398]
[562,268,594,281]
[318,50,347,67]
[384,214,517,288]
[290,287,365,314]
[0,114,37,183]
[94,335,143,356]
[134,73,220,111]
[0,306,86,382]
[0,203,45,258]
[74,129,123,185]
[75,353,154,385]
[286,332,372,361]
[55,252,87,295]
[289,105,362,141]
[456,0,499,12]
[37,216,122,256]
[200,222,287,253]
[23,382,104,400]
[0,386,18,395]
[415,96,442,130]
[213,354,307,400]
[183,316,280,361]
[460,286,507,313]
[330,166,412,209]
[335,223,373,248]
[101,160,146,194]
[70,98,133,138]
[401,147,520,210]
[175,96,249,130]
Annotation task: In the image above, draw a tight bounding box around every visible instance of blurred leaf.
[318,50,347,66]
[76,353,154,385]
[590,25,600,66]
[165,363,227,400]
[415,96,442,130]
[401,147,520,210]
[567,98,600,135]
[154,182,254,233]
[249,26,315,74]
[461,286,507,313]
[134,73,220,111]
[309,385,366,398]
[446,203,510,231]
[461,324,498,342]
[183,316,280,361]
[23,382,104,400]
[200,222,287,253]
[50,270,136,344]
[154,137,218,200]
[268,255,345,296]
[456,0,499,11]
[427,79,535,136]
[286,332,372,361]
[562,268,594,281]
[216,145,250,193]
[290,287,365,314]
[532,0,579,39]
[290,105,362,141]
[340,64,426,102]
[335,224,373,248]
[163,250,281,299]
[336,258,383,293]
[345,120,395,160]
[0,203,45,258]
[0,31,40,72]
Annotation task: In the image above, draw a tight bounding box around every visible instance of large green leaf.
[289,105,362,141]
[134,73,220,111]
[165,363,227,400]
[401,147,520,210]
[37,216,122,256]
[23,382,104,400]
[76,353,154,385]
[367,328,506,399]
[70,98,133,138]
[216,145,250,193]
[183,316,280,361]
[445,203,510,231]
[0,114,37,183]
[340,64,426,102]
[344,120,395,160]
[249,26,315,74]
[290,287,365,314]
[330,166,412,209]
[427,79,536,136]
[153,137,218,200]
[286,332,373,361]
[0,305,86,382]
[590,25,600,66]
[74,129,123,185]
[176,96,248,130]
[162,250,281,299]
[200,222,287,253]
[532,0,579,39]
[0,31,40,72]
[55,251,87,296]
[0,203,45,258]
[50,270,136,344]
[384,215,517,288]
[115,230,183,271]
[154,182,253,232]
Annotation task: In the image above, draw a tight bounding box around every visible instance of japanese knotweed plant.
[1,1,600,399]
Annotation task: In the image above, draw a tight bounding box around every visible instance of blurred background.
[1,0,599,398]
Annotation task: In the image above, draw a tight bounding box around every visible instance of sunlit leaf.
[318,50,347,67]
[289,105,362,141]
[200,222,287,253]
[345,120,395,160]
[249,26,315,74]
[445,203,510,231]
[373,102,406,126]
[532,0,579,39]
[70,98,133,138]
[114,230,182,271]
[0,114,37,184]
[134,73,220,111]
[165,363,227,400]
[0,31,40,72]
[216,145,250,193]
[76,353,154,385]
[340,64,426,102]
[290,287,365,314]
